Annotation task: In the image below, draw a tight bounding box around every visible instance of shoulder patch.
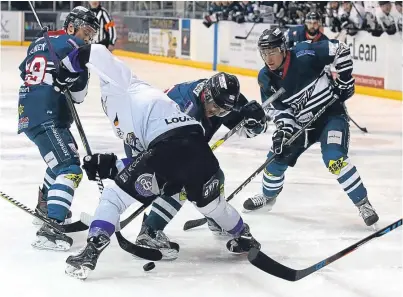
[296,50,315,58]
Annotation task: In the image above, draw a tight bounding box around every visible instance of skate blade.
[32,217,72,226]
[32,217,44,226]
[32,236,71,251]
[242,205,274,213]
[209,230,231,237]
[65,264,90,280]
[371,222,379,231]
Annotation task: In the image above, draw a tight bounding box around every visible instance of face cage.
[72,18,98,41]
[204,89,232,117]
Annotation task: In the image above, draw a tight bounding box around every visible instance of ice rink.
[0,46,402,297]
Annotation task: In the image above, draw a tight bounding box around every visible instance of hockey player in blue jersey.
[124,72,268,259]
[242,28,379,227]
[286,12,328,48]
[18,6,99,251]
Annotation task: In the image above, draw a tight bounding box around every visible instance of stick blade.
[183,218,207,231]
[248,248,298,281]
[235,36,247,39]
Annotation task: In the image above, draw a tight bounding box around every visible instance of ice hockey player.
[242,28,379,227]
[17,6,99,251]
[125,73,269,259]
[59,44,261,279]
[286,11,328,48]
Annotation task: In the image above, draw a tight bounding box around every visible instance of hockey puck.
[143,262,155,272]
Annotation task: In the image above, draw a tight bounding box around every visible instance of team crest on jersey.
[290,84,315,114]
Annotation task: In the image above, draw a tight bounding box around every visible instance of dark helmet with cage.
[304,11,322,36]
[203,72,240,117]
[257,28,287,63]
[63,6,99,40]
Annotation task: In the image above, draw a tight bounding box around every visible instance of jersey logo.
[192,81,205,97]
[290,84,315,114]
[296,49,315,58]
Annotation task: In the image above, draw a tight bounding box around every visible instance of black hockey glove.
[334,77,355,102]
[51,66,80,93]
[82,153,118,180]
[240,100,267,129]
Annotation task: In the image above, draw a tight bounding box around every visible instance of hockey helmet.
[203,72,240,117]
[258,28,286,64]
[63,6,99,37]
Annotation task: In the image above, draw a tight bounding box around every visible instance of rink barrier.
[0,12,401,101]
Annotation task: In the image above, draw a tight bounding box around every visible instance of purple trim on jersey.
[228,217,244,236]
[89,219,115,237]
[66,48,84,72]
[121,157,133,167]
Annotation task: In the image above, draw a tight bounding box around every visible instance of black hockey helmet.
[203,72,240,117]
[258,28,287,64]
[258,28,286,52]
[305,11,321,36]
[63,6,99,35]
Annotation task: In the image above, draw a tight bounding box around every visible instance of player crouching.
[58,44,261,279]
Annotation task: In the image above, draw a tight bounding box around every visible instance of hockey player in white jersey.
[60,44,260,279]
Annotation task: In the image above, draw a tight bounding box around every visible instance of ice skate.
[242,194,277,212]
[33,187,72,226]
[32,220,73,251]
[356,197,379,228]
[226,223,261,254]
[206,218,230,236]
[135,224,179,260]
[65,234,110,280]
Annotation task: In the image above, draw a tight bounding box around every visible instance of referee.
[89,1,117,50]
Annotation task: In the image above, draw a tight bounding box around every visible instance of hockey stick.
[348,115,368,133]
[28,1,104,194]
[0,191,88,233]
[183,95,339,231]
[235,23,257,40]
[26,3,160,260]
[79,88,286,233]
[248,218,402,281]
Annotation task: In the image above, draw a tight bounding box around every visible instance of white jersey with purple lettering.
[63,44,201,152]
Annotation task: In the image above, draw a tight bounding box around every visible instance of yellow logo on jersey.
[18,104,24,116]
[328,157,348,175]
[65,173,83,188]
[179,189,187,201]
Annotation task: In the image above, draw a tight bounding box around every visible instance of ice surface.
[0,46,402,297]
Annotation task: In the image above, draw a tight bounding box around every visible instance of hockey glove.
[240,100,267,129]
[334,77,355,102]
[272,128,292,155]
[82,153,118,180]
[51,66,80,93]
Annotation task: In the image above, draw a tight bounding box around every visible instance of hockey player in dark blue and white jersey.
[286,12,328,48]
[242,28,379,227]
[17,6,99,251]
[124,73,268,259]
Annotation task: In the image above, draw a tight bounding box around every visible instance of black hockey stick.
[235,23,257,40]
[248,218,402,281]
[28,1,105,194]
[95,88,285,234]
[0,191,88,233]
[27,2,158,260]
[183,95,339,231]
[348,115,368,133]
[182,88,283,232]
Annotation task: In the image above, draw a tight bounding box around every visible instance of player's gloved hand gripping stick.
[183,93,340,231]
